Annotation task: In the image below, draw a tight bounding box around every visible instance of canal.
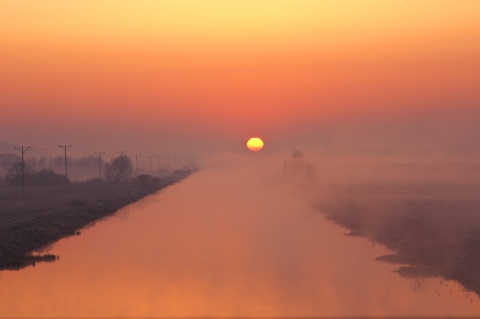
[1,158,479,317]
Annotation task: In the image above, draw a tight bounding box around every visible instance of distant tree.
[27,156,37,170]
[5,162,33,186]
[281,150,316,188]
[38,156,47,169]
[292,150,304,160]
[0,153,20,169]
[104,155,133,183]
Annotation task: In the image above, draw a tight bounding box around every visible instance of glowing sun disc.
[247,137,264,152]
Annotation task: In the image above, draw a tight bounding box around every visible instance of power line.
[30,146,54,152]
[0,148,16,153]
[59,145,72,184]
[15,145,31,196]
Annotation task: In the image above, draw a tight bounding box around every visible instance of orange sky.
[1,0,479,155]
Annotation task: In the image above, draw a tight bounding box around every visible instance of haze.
[1,1,480,317]
[1,1,479,155]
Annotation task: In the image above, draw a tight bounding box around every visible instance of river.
[1,156,479,317]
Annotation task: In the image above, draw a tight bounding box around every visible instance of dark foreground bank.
[316,181,480,297]
[0,171,193,270]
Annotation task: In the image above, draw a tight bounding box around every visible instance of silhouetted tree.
[292,150,304,160]
[5,162,33,186]
[104,155,133,183]
[282,150,316,187]
[0,153,20,170]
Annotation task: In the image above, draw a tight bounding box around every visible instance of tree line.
[0,154,101,173]
[2,154,135,186]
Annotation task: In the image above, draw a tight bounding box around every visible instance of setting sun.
[246,137,264,152]
[1,1,480,318]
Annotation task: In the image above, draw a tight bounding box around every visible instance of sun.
[246,137,264,152]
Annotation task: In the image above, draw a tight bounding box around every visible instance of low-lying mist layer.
[308,152,480,296]
[209,150,480,297]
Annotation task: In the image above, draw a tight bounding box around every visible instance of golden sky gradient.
[1,1,479,153]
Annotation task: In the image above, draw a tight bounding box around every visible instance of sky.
[1,0,479,157]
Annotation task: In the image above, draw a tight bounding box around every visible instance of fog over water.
[1,151,480,317]
[2,1,480,316]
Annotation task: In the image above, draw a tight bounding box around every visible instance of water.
[1,161,479,317]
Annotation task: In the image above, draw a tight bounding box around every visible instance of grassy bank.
[0,171,193,270]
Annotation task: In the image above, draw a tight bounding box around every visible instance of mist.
[2,1,480,316]
[3,146,480,317]
[307,149,480,296]
[196,107,480,298]
[2,117,480,316]
[223,135,480,300]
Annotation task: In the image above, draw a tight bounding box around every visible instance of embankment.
[316,181,480,296]
[0,172,192,270]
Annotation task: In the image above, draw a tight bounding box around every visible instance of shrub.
[29,169,65,187]
[132,174,161,190]
[5,163,65,187]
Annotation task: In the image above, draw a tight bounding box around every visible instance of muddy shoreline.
[0,172,192,270]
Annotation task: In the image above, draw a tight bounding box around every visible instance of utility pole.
[15,145,30,196]
[94,152,105,179]
[131,154,140,177]
[157,155,160,172]
[148,155,154,175]
[59,145,72,183]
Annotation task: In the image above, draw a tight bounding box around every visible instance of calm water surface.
[1,163,479,317]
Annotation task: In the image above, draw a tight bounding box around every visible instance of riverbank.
[316,181,480,296]
[0,171,193,270]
